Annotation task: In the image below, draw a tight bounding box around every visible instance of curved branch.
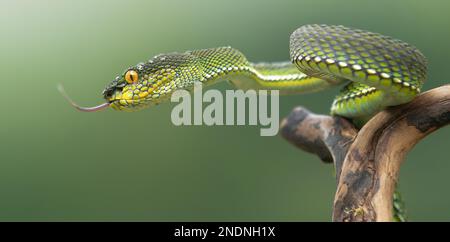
[334,85,450,221]
[280,107,357,180]
[280,85,450,221]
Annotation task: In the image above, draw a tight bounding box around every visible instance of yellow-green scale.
[189,47,339,94]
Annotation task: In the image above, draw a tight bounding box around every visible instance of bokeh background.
[1,0,449,221]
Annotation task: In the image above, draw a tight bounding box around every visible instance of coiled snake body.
[60,24,428,221]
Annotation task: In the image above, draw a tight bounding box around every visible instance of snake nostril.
[102,87,115,99]
[102,85,124,100]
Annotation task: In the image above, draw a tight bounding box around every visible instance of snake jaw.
[106,86,162,111]
[108,98,155,111]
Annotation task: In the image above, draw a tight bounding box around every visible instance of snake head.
[103,54,189,111]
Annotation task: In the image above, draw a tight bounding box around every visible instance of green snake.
[60,24,427,220]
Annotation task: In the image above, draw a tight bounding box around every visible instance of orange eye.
[125,70,139,84]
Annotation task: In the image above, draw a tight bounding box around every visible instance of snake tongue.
[69,102,110,112]
[58,84,110,112]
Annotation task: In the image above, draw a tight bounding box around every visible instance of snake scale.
[61,24,428,221]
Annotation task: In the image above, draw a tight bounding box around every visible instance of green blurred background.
[1,0,449,221]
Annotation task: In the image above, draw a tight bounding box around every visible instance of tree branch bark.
[280,85,450,221]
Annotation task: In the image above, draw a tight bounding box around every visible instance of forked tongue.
[57,84,110,112]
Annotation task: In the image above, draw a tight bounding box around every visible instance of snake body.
[63,25,428,221]
[101,24,427,125]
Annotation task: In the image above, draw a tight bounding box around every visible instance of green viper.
[60,24,427,220]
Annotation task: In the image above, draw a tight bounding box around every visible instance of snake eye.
[125,70,139,84]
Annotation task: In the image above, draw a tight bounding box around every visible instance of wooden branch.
[280,85,450,221]
[280,107,358,180]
